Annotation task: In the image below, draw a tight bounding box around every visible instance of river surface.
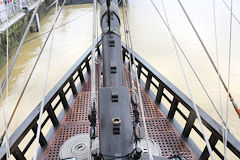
[0,0,240,159]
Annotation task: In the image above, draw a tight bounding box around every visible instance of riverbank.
[0,0,55,69]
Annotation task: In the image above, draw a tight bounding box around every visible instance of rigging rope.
[122,0,139,147]
[0,3,10,158]
[89,0,97,159]
[151,0,215,159]
[212,0,225,149]
[224,0,233,158]
[95,0,99,64]
[0,0,67,142]
[33,0,62,159]
[91,0,97,109]
[0,85,10,159]
[8,12,89,50]
[151,0,228,129]
[220,0,240,26]
[1,0,47,94]
[122,1,135,97]
[122,0,153,159]
[176,0,240,118]
[5,2,10,158]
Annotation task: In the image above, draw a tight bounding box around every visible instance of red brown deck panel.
[41,65,197,160]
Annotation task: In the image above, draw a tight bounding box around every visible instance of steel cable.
[32,0,63,159]
[122,0,153,159]
[212,0,225,150]
[224,0,233,158]
[151,0,215,159]
[1,0,47,94]
[7,12,89,51]
[152,0,229,130]
[0,3,10,159]
[0,0,67,143]
[220,0,240,26]
[89,0,98,159]
[176,0,240,118]
[91,0,97,112]
[5,2,10,158]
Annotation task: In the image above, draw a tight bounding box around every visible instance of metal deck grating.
[143,119,194,159]
[42,124,91,160]
[41,65,197,160]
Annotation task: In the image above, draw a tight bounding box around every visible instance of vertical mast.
[98,0,133,158]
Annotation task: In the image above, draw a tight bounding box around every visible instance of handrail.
[121,42,240,159]
[0,38,101,160]
[1,39,239,159]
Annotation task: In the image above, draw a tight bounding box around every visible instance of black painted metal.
[121,43,240,159]
[168,97,179,119]
[200,134,218,159]
[99,86,133,158]
[99,0,133,159]
[46,105,59,126]
[182,111,196,138]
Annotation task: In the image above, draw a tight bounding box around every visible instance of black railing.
[122,43,240,159]
[0,39,101,160]
[1,39,239,160]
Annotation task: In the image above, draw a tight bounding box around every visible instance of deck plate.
[41,66,197,160]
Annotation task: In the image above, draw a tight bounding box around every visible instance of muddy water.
[0,0,240,159]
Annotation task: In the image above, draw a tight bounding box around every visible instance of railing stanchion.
[32,125,47,147]
[200,134,218,159]
[85,59,91,73]
[69,77,77,95]
[182,111,196,138]
[78,67,85,83]
[12,147,26,160]
[47,105,59,126]
[137,64,142,79]
[155,85,164,104]
[145,73,152,91]
[168,97,179,119]
[59,91,69,109]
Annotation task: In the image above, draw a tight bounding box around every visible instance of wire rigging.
[5,2,10,158]
[220,0,240,26]
[91,0,97,110]
[32,0,63,159]
[122,2,135,99]
[176,0,240,119]
[212,0,225,149]
[149,0,228,130]
[0,0,67,143]
[151,0,215,159]
[0,84,9,159]
[122,0,153,159]
[0,2,10,159]
[8,12,89,50]
[89,0,98,159]
[1,0,48,94]
[224,0,233,158]
[122,0,139,147]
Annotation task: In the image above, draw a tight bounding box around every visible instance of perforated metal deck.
[41,65,197,160]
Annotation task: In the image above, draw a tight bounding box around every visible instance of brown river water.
[0,0,240,159]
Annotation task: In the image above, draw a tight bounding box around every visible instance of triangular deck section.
[41,63,197,159]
